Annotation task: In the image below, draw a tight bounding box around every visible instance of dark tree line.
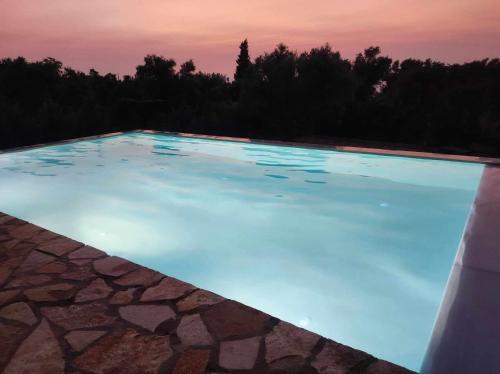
[1,41,499,155]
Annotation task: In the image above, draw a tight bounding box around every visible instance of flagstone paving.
[0,211,416,373]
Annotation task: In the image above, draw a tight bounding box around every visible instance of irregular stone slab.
[17,250,56,273]
[109,288,137,305]
[0,215,15,225]
[0,216,24,226]
[311,341,373,374]
[3,319,64,374]
[69,245,106,259]
[176,289,225,312]
[119,304,176,332]
[74,328,172,374]
[219,336,261,370]
[0,322,26,368]
[0,239,19,250]
[70,259,92,266]
[93,256,138,277]
[173,349,210,374]
[24,283,76,302]
[75,278,113,302]
[41,302,116,330]
[6,274,52,288]
[364,359,414,374]
[265,321,320,363]
[203,300,270,339]
[8,224,43,240]
[177,314,214,346]
[0,302,38,325]
[0,256,25,286]
[0,233,11,242]
[140,276,195,302]
[3,241,36,258]
[268,355,306,371]
[59,266,96,281]
[0,234,11,243]
[36,261,67,274]
[65,330,106,351]
[0,289,20,306]
[28,230,60,244]
[37,236,83,256]
[114,267,163,287]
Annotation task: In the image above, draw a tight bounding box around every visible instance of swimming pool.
[0,132,484,371]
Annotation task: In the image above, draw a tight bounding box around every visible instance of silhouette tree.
[234,39,252,81]
[353,47,392,100]
[180,60,196,78]
[0,44,499,156]
[296,44,354,137]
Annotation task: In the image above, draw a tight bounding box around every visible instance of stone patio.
[0,211,415,373]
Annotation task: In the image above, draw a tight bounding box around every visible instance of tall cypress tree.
[234,39,251,81]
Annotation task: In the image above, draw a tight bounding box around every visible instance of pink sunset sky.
[1,0,499,77]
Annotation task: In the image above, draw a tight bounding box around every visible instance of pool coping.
[421,164,500,374]
[0,212,414,373]
[1,129,500,165]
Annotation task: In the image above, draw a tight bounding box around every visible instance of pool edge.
[1,129,500,166]
[422,165,500,374]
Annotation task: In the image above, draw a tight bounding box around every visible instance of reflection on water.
[0,132,484,371]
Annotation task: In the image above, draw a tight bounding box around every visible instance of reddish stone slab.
[0,301,38,325]
[2,241,36,258]
[176,289,225,312]
[74,328,172,374]
[6,274,52,288]
[311,341,373,374]
[0,233,11,243]
[59,265,96,281]
[0,215,15,225]
[219,336,261,370]
[17,250,56,273]
[3,319,64,374]
[0,217,24,226]
[0,289,20,306]
[173,349,211,374]
[140,276,195,302]
[0,322,27,368]
[0,256,25,286]
[75,278,113,302]
[65,330,106,352]
[109,288,137,305]
[70,259,93,266]
[268,355,306,371]
[119,304,176,332]
[265,321,321,364]
[0,239,19,250]
[93,256,138,277]
[203,300,270,339]
[37,236,83,256]
[36,261,67,274]
[114,267,164,287]
[8,224,43,240]
[28,230,60,244]
[176,314,214,346]
[68,245,106,259]
[24,283,76,302]
[41,302,116,330]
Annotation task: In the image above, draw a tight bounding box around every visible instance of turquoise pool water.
[0,132,484,370]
